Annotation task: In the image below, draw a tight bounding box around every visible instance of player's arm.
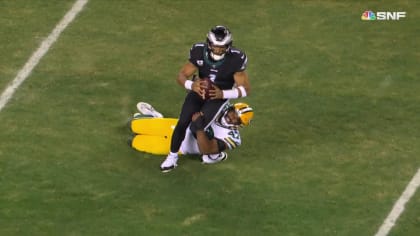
[195,130,222,154]
[209,71,251,99]
[176,62,196,87]
[176,62,206,98]
[231,51,250,97]
[233,70,250,97]
[210,52,250,99]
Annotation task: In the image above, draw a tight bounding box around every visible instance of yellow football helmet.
[233,102,254,127]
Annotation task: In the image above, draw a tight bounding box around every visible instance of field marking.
[0,0,88,112]
[374,168,420,236]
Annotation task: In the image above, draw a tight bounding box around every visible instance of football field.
[0,0,419,235]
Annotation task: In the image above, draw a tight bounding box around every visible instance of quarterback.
[128,102,254,172]
[163,25,251,172]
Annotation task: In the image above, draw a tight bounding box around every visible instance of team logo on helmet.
[233,103,253,127]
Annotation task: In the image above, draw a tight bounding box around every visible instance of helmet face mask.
[206,25,232,61]
[209,45,227,56]
[219,103,253,128]
[220,108,241,128]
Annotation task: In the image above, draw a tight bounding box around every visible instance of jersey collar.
[203,47,226,68]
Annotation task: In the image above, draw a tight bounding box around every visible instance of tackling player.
[162,25,251,172]
[129,102,254,172]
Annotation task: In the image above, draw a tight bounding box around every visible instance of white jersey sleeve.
[179,123,241,155]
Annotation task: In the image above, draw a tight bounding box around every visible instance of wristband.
[238,86,247,97]
[184,80,193,90]
[222,88,239,99]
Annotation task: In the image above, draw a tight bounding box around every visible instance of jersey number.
[209,74,216,82]
[228,130,240,139]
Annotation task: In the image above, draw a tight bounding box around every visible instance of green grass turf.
[0,0,75,90]
[0,0,419,235]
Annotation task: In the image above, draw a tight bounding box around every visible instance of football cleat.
[133,112,142,119]
[202,152,228,164]
[160,154,178,172]
[137,102,163,118]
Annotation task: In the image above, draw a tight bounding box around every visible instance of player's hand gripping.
[192,80,207,99]
[209,84,223,99]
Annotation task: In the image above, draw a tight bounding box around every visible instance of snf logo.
[361,10,406,20]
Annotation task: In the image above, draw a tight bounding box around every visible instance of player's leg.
[201,99,229,129]
[131,118,178,137]
[169,92,204,153]
[131,134,171,155]
[161,92,204,172]
[202,152,228,164]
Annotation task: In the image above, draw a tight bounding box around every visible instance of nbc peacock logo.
[361,10,376,20]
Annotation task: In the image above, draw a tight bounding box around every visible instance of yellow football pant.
[130,118,178,155]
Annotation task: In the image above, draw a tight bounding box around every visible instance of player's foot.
[133,112,142,119]
[137,102,163,118]
[160,154,178,172]
[201,152,228,164]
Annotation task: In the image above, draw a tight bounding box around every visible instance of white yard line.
[375,168,420,236]
[0,0,88,112]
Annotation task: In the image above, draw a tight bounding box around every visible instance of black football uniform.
[189,43,247,89]
[169,43,248,153]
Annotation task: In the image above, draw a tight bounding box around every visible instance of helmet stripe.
[208,33,232,46]
[238,107,253,114]
[224,137,236,149]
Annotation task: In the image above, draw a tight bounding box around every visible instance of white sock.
[169,152,178,159]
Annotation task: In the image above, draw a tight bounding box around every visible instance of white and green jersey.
[180,117,241,155]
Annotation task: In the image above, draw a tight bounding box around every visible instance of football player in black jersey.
[160,25,251,172]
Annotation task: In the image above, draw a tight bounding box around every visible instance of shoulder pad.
[192,43,205,49]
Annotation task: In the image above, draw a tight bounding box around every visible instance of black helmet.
[206,25,233,61]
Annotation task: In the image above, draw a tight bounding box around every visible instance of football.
[201,77,214,100]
